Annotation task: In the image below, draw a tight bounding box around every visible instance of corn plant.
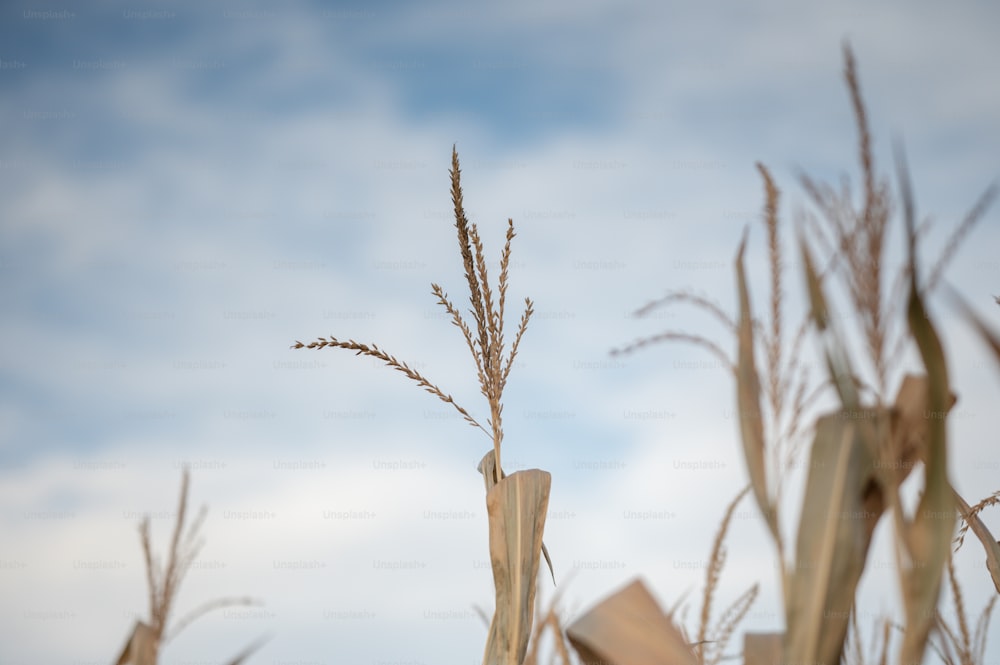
[293,147,551,665]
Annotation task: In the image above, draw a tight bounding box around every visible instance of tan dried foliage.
[483,469,552,665]
[567,579,697,665]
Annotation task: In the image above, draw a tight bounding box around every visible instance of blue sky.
[2,1,1000,663]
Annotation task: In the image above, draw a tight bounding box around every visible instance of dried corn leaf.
[114,621,156,665]
[799,235,858,410]
[744,632,783,665]
[566,578,696,665]
[478,449,502,492]
[785,410,884,665]
[483,469,551,665]
[896,147,955,665]
[897,329,954,665]
[478,451,556,585]
[735,235,778,543]
[869,374,958,552]
[860,375,954,539]
[850,379,919,537]
[888,376,946,487]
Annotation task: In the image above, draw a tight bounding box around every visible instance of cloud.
[1,0,999,662]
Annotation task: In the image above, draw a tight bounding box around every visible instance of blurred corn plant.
[598,43,1000,665]
[115,468,264,665]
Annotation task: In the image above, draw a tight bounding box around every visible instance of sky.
[1,0,999,663]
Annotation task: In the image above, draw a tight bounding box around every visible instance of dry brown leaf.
[857,375,954,552]
[567,578,697,665]
[735,234,778,544]
[744,632,783,665]
[888,375,956,487]
[482,469,551,665]
[895,145,956,665]
[114,621,156,665]
[799,232,859,410]
[785,410,884,665]
[478,451,555,586]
